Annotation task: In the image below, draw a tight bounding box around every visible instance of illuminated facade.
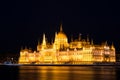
[19,24,116,64]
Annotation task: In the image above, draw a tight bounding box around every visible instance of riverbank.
[1,62,120,66]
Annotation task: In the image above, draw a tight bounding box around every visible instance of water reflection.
[18,66,117,80]
[92,66,116,80]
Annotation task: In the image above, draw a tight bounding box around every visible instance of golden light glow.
[19,24,116,64]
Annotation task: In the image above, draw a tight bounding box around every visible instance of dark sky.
[0,0,120,54]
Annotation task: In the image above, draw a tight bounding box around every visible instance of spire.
[111,42,114,46]
[87,35,89,42]
[51,32,57,44]
[38,39,40,45]
[53,32,58,49]
[71,35,73,42]
[105,41,108,46]
[54,32,58,44]
[111,42,115,50]
[60,23,63,32]
[37,39,40,51]
[41,33,47,50]
[78,33,82,41]
[42,33,46,45]
[55,32,57,37]
[91,39,94,45]
[51,38,53,44]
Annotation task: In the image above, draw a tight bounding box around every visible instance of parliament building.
[19,24,116,64]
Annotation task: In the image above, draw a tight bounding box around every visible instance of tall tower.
[78,33,81,41]
[41,33,47,50]
[87,35,89,42]
[53,23,69,50]
[111,42,116,62]
[53,32,58,49]
[71,35,73,42]
[91,39,94,45]
[37,40,41,51]
[111,42,115,50]
[60,23,63,32]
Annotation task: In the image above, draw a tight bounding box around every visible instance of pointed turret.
[60,23,63,32]
[51,38,53,44]
[38,39,40,45]
[87,35,89,42]
[103,41,109,49]
[111,42,115,50]
[53,32,58,49]
[78,33,82,41]
[54,32,57,42]
[42,33,46,45]
[37,39,41,51]
[71,35,73,42]
[41,33,46,50]
[24,46,29,51]
[105,41,108,46]
[91,39,94,45]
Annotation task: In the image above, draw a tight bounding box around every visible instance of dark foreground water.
[0,65,120,80]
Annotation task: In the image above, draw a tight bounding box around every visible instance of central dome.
[57,32,67,39]
[53,24,69,50]
[56,23,67,39]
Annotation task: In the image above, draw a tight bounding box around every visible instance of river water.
[0,65,120,80]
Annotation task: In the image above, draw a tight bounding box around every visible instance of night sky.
[0,0,120,54]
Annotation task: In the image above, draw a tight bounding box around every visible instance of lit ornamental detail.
[18,24,116,64]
